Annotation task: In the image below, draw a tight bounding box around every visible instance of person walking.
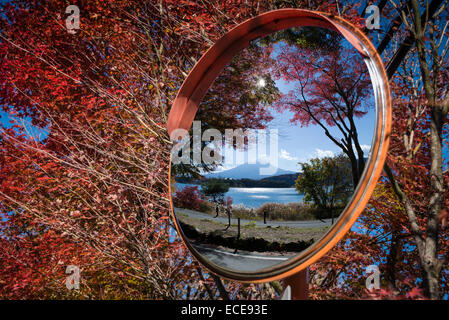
[214,203,219,218]
[224,205,231,230]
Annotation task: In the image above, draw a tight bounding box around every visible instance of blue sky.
[217,82,375,173]
[0,110,9,127]
[215,34,376,174]
[0,110,49,141]
[260,78,375,172]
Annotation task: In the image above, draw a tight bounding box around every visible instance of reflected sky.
[214,28,376,173]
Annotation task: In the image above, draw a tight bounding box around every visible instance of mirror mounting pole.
[284,269,309,300]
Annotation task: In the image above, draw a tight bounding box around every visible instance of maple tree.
[272,31,372,186]
[2,0,448,301]
[3,0,344,300]
[381,0,449,299]
[308,0,449,300]
[196,42,279,133]
[0,0,192,298]
[172,186,204,211]
[171,40,281,180]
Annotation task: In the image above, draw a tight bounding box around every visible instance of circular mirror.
[168,10,391,282]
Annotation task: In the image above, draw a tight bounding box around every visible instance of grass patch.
[231,202,344,221]
[177,201,345,222]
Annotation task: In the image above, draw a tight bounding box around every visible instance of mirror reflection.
[171,26,375,273]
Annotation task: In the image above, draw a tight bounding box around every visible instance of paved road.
[192,243,295,272]
[175,207,333,229]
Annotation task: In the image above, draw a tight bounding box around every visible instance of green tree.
[295,154,353,221]
[201,179,230,204]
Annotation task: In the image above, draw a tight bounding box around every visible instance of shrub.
[198,200,215,214]
[231,204,258,220]
[228,202,327,221]
[172,186,204,211]
[256,202,317,221]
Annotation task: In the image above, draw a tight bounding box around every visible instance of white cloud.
[315,148,334,158]
[360,144,371,152]
[351,144,371,154]
[279,149,298,161]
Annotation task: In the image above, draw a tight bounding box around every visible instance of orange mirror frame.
[167,9,391,283]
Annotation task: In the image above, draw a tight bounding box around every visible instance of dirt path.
[177,210,330,244]
[175,207,333,229]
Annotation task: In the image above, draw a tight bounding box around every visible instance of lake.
[176,183,304,208]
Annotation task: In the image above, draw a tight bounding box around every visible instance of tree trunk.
[345,148,359,187]
[409,0,446,298]
[385,230,400,292]
[422,106,443,299]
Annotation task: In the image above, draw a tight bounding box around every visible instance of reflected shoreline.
[177,182,303,209]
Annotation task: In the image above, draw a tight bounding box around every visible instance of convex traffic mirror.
[167,9,391,283]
